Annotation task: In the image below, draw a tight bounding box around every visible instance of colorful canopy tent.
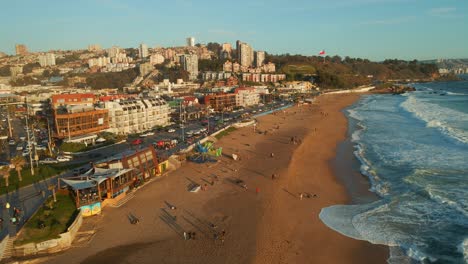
[189,141,222,163]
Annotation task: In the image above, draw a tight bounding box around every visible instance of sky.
[0,0,467,61]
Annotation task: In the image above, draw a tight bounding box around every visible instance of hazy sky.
[1,0,467,61]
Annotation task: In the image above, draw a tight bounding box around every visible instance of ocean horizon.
[321,76,468,264]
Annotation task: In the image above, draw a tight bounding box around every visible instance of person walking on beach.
[299,193,303,200]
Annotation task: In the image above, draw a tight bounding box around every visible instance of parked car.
[56,156,71,162]
[39,158,58,164]
[8,139,16,145]
[167,128,176,133]
[22,149,30,157]
[35,145,47,150]
[16,144,23,151]
[131,139,142,145]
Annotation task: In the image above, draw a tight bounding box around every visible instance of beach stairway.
[110,192,135,208]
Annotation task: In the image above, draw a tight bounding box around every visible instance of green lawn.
[215,127,237,140]
[282,64,316,75]
[0,163,86,196]
[14,193,78,246]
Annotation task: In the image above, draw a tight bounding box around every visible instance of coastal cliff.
[372,85,416,95]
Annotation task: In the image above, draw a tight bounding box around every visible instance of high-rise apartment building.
[104,97,170,135]
[38,53,56,67]
[15,44,28,56]
[255,51,265,68]
[239,42,254,68]
[186,37,195,47]
[180,54,198,80]
[139,43,149,58]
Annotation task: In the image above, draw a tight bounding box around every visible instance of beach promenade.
[40,93,387,264]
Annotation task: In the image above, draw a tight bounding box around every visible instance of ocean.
[320,76,468,264]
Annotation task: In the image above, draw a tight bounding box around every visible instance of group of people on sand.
[290,136,302,145]
[299,192,318,200]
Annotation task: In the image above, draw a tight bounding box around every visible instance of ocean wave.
[404,169,468,218]
[353,144,388,196]
[401,95,468,144]
[320,201,438,263]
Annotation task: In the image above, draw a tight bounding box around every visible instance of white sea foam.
[458,238,468,263]
[401,95,468,144]
[447,91,468,96]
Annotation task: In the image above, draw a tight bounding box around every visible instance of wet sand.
[43,93,387,264]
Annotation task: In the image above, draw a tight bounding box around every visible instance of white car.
[39,158,58,164]
[167,129,176,133]
[145,131,155,136]
[35,145,47,150]
[22,150,30,157]
[16,144,23,151]
[8,139,16,145]
[56,156,71,162]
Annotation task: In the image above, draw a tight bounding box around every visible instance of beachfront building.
[51,94,109,142]
[95,146,164,179]
[103,97,170,135]
[61,168,136,216]
[234,87,260,107]
[203,93,237,112]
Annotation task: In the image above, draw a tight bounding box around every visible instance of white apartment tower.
[139,43,149,58]
[255,51,265,68]
[180,54,198,80]
[104,98,170,135]
[186,37,195,47]
[238,41,254,68]
[38,53,56,67]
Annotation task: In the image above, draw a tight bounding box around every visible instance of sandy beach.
[39,93,387,264]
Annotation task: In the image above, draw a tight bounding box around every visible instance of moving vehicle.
[56,156,71,162]
[39,158,58,164]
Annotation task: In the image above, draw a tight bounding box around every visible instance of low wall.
[13,210,83,257]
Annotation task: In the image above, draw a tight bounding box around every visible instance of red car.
[131,139,142,145]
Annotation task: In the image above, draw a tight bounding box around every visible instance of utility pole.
[67,119,71,141]
[47,118,53,156]
[25,98,34,175]
[6,109,13,138]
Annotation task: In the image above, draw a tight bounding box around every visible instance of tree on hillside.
[11,156,26,182]
[0,165,11,187]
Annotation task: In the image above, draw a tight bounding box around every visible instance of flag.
[319,50,325,55]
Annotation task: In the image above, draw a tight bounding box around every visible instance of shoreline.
[41,93,387,264]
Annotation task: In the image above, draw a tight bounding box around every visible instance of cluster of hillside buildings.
[4,38,284,84]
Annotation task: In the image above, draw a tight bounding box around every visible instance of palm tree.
[11,156,26,182]
[0,165,11,187]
